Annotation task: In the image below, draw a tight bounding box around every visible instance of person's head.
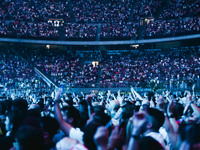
[12,98,28,113]
[179,122,200,150]
[41,116,59,139]
[5,99,12,112]
[14,125,44,150]
[41,116,59,147]
[146,108,165,132]
[173,102,184,120]
[9,99,29,133]
[93,105,105,114]
[92,111,111,126]
[83,121,101,150]
[83,111,110,150]
[4,112,13,132]
[121,101,135,123]
[20,117,42,132]
[27,105,41,119]
[62,106,80,127]
[0,101,6,115]
[37,98,44,110]
[64,93,73,106]
[79,100,88,112]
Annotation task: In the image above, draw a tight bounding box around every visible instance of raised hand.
[81,91,84,97]
[130,86,134,94]
[117,90,121,96]
[54,88,62,101]
[108,125,125,149]
[94,126,109,150]
[90,90,96,97]
[107,90,111,97]
[167,99,175,115]
[186,91,192,102]
[131,112,147,135]
[192,84,195,91]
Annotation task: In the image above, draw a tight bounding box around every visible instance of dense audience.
[71,0,133,23]
[0,84,199,150]
[0,0,71,22]
[0,21,59,39]
[0,46,200,150]
[64,23,97,40]
[0,0,133,23]
[0,0,200,39]
[99,48,200,88]
[0,0,200,149]
[0,48,49,97]
[158,0,200,20]
[131,0,163,22]
[14,46,200,90]
[16,48,99,88]
[144,17,200,38]
[101,22,137,40]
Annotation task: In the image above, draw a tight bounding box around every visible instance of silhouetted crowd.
[0,86,199,150]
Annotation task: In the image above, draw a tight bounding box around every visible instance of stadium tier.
[0,0,199,40]
[0,1,200,150]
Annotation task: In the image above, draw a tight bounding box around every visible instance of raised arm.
[54,89,72,136]
[86,94,94,117]
[131,87,143,101]
[127,112,147,150]
[188,91,200,117]
[167,99,179,133]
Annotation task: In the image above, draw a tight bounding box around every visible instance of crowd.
[0,84,199,150]
[16,48,99,88]
[158,0,200,20]
[100,22,137,40]
[0,48,49,97]
[71,0,133,23]
[0,0,200,149]
[0,46,200,149]
[99,48,200,89]
[0,0,71,22]
[0,21,59,39]
[143,0,200,38]
[64,23,97,40]
[131,0,163,22]
[13,46,200,90]
[0,21,139,40]
[0,0,133,23]
[0,0,200,39]
[144,17,200,38]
